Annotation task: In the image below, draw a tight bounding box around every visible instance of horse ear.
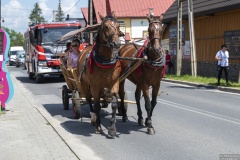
[146,14,152,23]
[98,12,105,20]
[111,11,116,18]
[159,14,164,22]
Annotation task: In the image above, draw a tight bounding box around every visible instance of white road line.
[158,99,240,125]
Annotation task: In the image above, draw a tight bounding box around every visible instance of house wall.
[162,9,240,82]
[118,18,131,36]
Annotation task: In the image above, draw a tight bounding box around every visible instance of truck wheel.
[36,75,43,83]
[62,85,69,110]
[29,72,34,79]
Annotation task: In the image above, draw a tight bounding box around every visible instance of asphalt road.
[7,65,240,160]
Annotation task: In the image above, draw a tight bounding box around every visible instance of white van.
[9,46,24,65]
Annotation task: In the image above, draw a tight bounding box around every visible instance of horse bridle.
[147,21,164,56]
[97,17,120,48]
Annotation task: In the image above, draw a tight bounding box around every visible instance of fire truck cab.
[24,21,81,83]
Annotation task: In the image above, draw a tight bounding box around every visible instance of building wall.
[194,9,240,64]
[162,9,240,82]
[118,18,131,36]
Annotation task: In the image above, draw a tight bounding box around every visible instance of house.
[81,0,175,42]
[162,0,240,82]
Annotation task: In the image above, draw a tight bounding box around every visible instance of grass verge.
[164,74,240,89]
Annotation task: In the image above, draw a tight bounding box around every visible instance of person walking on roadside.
[215,44,230,86]
[165,50,172,74]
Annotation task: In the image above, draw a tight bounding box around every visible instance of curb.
[162,78,240,94]
[11,75,101,160]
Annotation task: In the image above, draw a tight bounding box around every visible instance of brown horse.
[77,11,123,137]
[118,14,165,135]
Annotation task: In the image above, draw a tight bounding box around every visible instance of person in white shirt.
[215,44,229,86]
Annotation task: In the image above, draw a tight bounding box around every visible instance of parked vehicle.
[8,46,24,65]
[24,21,82,83]
[15,51,25,68]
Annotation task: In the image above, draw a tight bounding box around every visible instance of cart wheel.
[62,85,69,110]
[72,90,81,119]
[118,91,128,116]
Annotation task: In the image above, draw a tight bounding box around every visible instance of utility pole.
[53,10,57,22]
[177,0,197,76]
[177,0,183,76]
[188,0,197,76]
[88,0,93,44]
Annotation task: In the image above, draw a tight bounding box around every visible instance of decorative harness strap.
[88,43,121,75]
[89,43,96,74]
[143,47,165,69]
[136,39,149,76]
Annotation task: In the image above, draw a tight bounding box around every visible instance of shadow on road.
[43,103,145,137]
[15,76,65,84]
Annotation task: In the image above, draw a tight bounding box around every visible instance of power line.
[65,0,80,13]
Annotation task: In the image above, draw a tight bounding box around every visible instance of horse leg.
[142,85,155,135]
[119,80,128,122]
[150,83,160,117]
[108,93,118,137]
[88,98,97,126]
[135,85,143,126]
[93,99,103,134]
[82,83,96,125]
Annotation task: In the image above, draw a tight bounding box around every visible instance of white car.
[15,51,25,68]
[9,46,24,66]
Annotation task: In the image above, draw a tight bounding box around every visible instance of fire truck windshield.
[40,28,77,44]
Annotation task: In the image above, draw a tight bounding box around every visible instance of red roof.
[92,0,175,23]
[81,8,88,27]
[93,0,107,24]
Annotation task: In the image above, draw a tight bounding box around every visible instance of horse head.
[146,14,164,57]
[97,11,123,48]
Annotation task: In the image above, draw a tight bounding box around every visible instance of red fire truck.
[24,21,81,83]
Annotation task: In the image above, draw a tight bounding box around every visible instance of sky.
[1,0,88,34]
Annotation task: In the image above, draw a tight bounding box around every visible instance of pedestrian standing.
[165,50,172,74]
[215,44,230,86]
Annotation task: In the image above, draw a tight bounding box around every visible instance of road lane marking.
[158,99,240,125]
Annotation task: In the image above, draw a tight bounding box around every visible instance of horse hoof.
[108,128,117,137]
[138,119,144,126]
[96,126,103,134]
[147,128,155,135]
[122,116,128,122]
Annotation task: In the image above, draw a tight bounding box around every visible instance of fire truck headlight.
[38,61,47,66]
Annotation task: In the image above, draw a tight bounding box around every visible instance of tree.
[55,0,65,22]
[29,3,45,24]
[2,26,24,47]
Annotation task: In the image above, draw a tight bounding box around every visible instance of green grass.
[164,74,240,89]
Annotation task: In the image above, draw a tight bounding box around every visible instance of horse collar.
[143,50,165,67]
